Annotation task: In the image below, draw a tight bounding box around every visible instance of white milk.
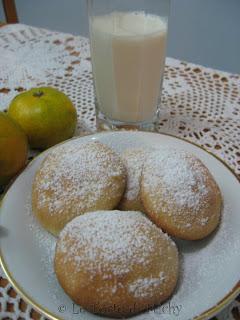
[89,11,167,123]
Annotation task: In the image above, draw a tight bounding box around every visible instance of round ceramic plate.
[0,131,240,320]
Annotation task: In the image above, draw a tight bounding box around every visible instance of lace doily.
[0,24,239,320]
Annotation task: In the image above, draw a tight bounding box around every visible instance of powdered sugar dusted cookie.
[54,210,179,317]
[141,148,222,240]
[119,148,147,211]
[32,141,126,236]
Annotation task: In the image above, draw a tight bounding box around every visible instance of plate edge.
[0,131,239,320]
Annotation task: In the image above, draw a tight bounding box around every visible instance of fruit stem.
[33,91,44,98]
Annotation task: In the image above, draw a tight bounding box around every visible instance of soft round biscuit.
[32,141,126,236]
[54,210,179,318]
[118,148,147,211]
[141,149,222,240]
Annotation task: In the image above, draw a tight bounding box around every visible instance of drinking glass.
[87,0,170,130]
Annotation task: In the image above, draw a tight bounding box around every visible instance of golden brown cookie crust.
[141,149,222,240]
[54,210,179,317]
[118,148,147,212]
[32,141,126,236]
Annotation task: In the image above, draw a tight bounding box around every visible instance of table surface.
[0,23,239,320]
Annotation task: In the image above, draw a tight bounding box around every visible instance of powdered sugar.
[57,210,176,279]
[34,140,126,215]
[200,217,209,226]
[2,130,240,320]
[142,148,209,211]
[27,196,59,301]
[129,272,165,298]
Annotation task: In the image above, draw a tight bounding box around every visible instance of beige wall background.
[0,0,239,73]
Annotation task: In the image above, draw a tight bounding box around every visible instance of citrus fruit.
[0,112,28,186]
[8,87,77,149]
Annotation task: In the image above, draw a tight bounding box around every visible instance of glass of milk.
[87,0,170,130]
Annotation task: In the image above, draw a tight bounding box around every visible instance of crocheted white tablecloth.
[0,23,239,320]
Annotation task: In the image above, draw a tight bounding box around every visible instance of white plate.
[0,131,240,320]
